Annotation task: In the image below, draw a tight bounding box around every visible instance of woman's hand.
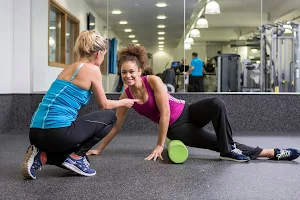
[86,149,102,156]
[145,145,164,161]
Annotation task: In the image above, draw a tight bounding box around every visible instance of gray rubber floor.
[1,130,300,200]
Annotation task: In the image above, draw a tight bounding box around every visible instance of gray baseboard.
[1,93,300,133]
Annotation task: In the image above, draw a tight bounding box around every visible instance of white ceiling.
[84,0,292,51]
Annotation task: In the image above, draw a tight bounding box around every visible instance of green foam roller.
[166,138,188,164]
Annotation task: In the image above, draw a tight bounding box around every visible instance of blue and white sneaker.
[220,144,250,162]
[271,148,300,161]
[62,155,96,177]
[20,145,43,179]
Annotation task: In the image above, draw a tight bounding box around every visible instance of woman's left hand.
[145,145,164,161]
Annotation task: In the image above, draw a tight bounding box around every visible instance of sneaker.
[220,144,250,162]
[20,145,43,179]
[62,155,96,177]
[270,148,300,161]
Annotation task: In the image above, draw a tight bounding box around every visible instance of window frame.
[48,0,80,68]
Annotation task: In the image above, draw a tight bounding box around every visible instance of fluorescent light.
[158,37,165,40]
[158,32,165,35]
[157,15,167,19]
[89,23,95,26]
[112,10,122,14]
[128,35,135,38]
[157,24,166,28]
[190,29,200,37]
[124,29,132,32]
[158,41,164,44]
[119,21,128,24]
[49,26,56,30]
[159,45,164,47]
[132,40,138,43]
[66,33,70,36]
[159,48,164,51]
[156,2,167,7]
[196,17,208,28]
[205,0,220,14]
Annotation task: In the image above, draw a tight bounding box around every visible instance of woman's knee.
[211,97,225,108]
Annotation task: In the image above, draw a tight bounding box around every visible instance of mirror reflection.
[84,0,300,93]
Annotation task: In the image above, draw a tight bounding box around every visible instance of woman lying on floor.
[87,44,300,162]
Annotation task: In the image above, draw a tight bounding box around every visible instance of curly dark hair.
[117,44,149,71]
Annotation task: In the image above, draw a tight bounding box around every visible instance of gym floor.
[1,130,300,200]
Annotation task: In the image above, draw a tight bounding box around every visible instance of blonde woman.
[21,30,138,179]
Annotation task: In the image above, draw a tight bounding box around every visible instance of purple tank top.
[125,76,185,125]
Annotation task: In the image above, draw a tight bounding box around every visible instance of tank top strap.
[70,63,86,82]
[125,87,134,99]
[141,76,153,93]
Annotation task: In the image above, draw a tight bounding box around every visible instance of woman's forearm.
[157,114,170,147]
[97,127,120,151]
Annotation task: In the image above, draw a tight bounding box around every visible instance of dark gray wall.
[1,94,300,133]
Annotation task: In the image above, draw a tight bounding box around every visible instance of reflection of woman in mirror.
[87,44,300,163]
[21,30,138,180]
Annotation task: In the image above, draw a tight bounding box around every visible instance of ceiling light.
[251,48,258,53]
[124,29,132,32]
[158,37,165,40]
[156,2,167,7]
[132,40,138,43]
[119,21,128,25]
[184,43,191,50]
[49,37,55,46]
[112,10,122,14]
[66,33,70,36]
[159,45,164,47]
[196,17,208,28]
[49,26,56,30]
[158,41,164,44]
[157,15,167,19]
[249,56,254,59]
[128,35,136,38]
[185,38,194,45]
[283,24,292,34]
[157,24,166,28]
[159,48,164,51]
[158,32,165,35]
[205,0,220,14]
[136,44,140,46]
[190,29,200,37]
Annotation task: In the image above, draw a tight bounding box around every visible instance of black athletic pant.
[167,98,263,159]
[189,76,204,92]
[29,110,116,167]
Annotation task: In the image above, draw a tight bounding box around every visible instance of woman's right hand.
[86,149,101,156]
[121,98,139,108]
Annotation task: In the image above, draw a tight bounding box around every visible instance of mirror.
[84,0,300,94]
[184,0,264,93]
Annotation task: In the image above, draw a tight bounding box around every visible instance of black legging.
[29,110,116,167]
[167,98,262,159]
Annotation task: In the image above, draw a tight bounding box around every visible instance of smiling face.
[121,61,142,86]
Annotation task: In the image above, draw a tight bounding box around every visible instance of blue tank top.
[30,63,92,129]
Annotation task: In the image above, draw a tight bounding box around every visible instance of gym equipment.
[259,21,300,92]
[216,54,241,92]
[165,137,188,164]
[241,59,261,92]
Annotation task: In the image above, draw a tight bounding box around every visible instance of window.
[48,0,79,68]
